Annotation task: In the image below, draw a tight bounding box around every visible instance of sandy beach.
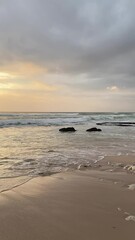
[0,155,135,240]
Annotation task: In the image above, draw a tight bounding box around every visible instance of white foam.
[117,207,121,211]
[124,165,135,171]
[129,166,135,171]
[128,184,135,191]
[124,212,130,215]
[77,164,82,170]
[125,216,135,222]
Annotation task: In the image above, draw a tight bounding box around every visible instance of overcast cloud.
[0,0,135,111]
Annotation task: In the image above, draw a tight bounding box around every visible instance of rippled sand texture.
[0,155,135,240]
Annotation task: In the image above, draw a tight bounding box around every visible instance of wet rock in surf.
[59,127,76,132]
[97,122,135,126]
[86,127,102,132]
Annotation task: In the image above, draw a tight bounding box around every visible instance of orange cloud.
[0,62,47,77]
[0,62,56,93]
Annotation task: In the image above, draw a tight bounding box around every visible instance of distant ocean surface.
[0,112,135,192]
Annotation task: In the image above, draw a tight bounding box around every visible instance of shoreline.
[0,155,135,240]
[0,154,135,194]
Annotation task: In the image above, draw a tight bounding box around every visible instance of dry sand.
[0,155,135,240]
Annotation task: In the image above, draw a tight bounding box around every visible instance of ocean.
[0,112,135,192]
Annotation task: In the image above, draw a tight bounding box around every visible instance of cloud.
[0,0,135,111]
[106,86,119,92]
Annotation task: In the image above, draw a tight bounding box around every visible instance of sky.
[0,0,135,112]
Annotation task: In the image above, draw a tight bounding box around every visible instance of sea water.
[0,112,135,192]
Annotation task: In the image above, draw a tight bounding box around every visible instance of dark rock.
[86,127,102,132]
[97,122,135,127]
[59,127,76,132]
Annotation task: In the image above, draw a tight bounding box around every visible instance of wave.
[0,112,135,128]
[0,117,86,128]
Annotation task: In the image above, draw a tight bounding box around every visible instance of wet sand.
[0,155,135,240]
